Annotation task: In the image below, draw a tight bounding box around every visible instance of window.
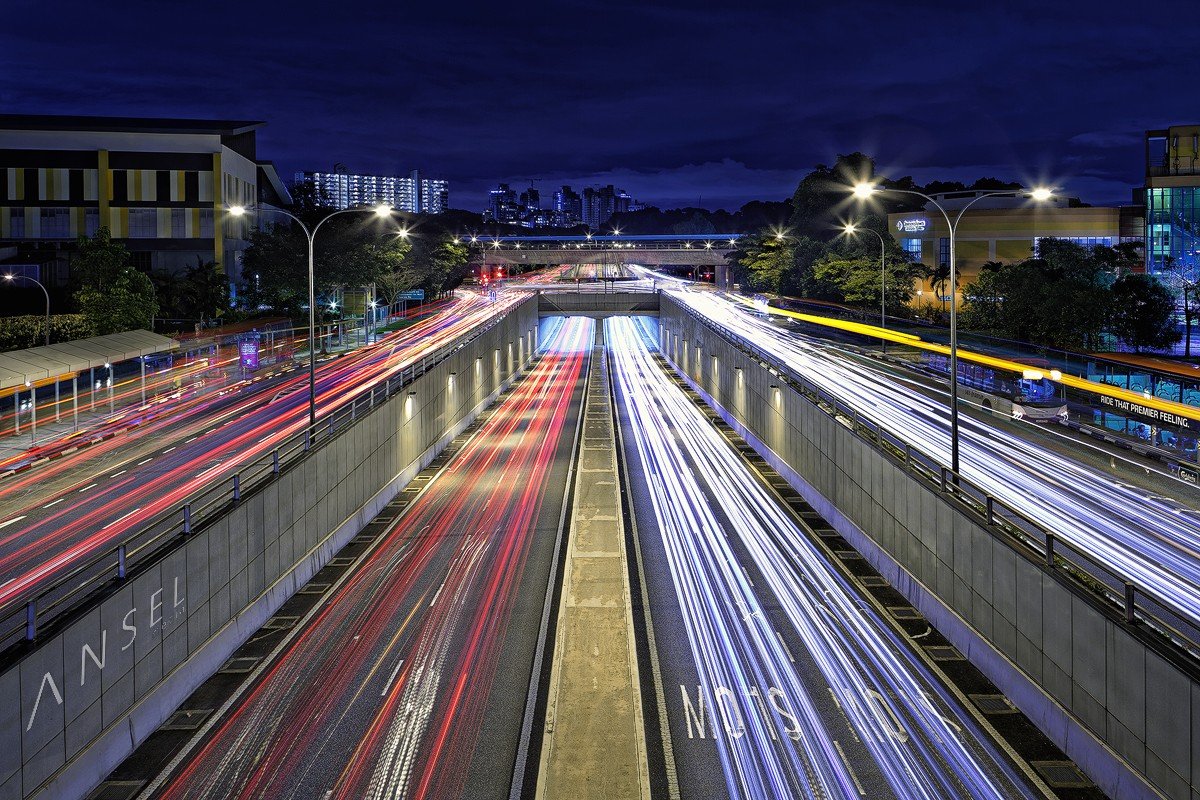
[199,209,214,238]
[171,208,186,238]
[938,237,949,267]
[8,208,25,238]
[1033,236,1114,256]
[901,237,922,260]
[84,208,99,237]
[40,207,70,238]
[128,208,157,238]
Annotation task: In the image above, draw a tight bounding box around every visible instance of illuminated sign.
[896,218,928,233]
[239,337,260,371]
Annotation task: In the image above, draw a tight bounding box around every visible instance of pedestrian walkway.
[536,327,650,800]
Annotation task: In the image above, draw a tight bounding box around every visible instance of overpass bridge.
[470,234,740,288]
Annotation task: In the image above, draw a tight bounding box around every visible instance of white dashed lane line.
[78,483,98,493]
[101,507,141,530]
[162,447,176,454]
[109,470,126,478]
[0,516,27,530]
[42,499,63,509]
[137,458,153,466]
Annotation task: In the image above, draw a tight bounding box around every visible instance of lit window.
[128,209,157,238]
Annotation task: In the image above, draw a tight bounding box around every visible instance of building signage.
[239,337,260,371]
[1097,393,1196,431]
[896,218,928,233]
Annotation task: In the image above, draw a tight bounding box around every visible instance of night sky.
[4,0,1191,213]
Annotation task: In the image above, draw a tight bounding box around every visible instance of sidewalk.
[536,328,650,800]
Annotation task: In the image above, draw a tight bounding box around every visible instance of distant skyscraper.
[520,186,540,210]
[484,181,638,229]
[486,183,521,223]
[296,169,448,213]
[582,185,624,229]
[554,185,582,225]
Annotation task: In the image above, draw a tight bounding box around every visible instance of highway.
[0,294,524,611]
[144,315,592,800]
[608,316,1044,800]
[675,290,1200,637]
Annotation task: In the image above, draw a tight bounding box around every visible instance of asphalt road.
[610,316,1048,800]
[143,316,591,800]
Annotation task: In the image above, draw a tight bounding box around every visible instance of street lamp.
[3,273,50,346]
[842,222,888,348]
[851,183,1054,476]
[228,202,393,428]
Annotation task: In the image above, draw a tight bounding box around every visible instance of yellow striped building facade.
[0,116,272,282]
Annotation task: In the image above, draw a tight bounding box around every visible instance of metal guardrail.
[668,296,1200,666]
[0,299,532,656]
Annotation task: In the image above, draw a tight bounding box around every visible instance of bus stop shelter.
[0,330,179,438]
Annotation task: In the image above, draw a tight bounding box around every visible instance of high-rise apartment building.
[553,185,582,224]
[297,169,448,214]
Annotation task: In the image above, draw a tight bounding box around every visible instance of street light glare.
[852,183,877,199]
[398,228,410,239]
[229,205,247,216]
[843,223,858,234]
[1030,187,1053,202]
[374,203,392,217]
[2,274,13,282]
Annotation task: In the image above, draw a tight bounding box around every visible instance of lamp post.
[4,273,50,346]
[851,184,1054,476]
[229,202,393,428]
[843,222,888,349]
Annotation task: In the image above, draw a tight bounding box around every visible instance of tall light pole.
[229,202,393,428]
[851,184,1054,476]
[843,222,888,349]
[4,272,51,346]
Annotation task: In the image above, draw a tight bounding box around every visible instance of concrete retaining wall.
[659,295,1194,800]
[2,297,540,800]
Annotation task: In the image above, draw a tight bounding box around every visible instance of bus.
[923,353,1068,422]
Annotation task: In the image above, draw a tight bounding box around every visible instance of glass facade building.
[1145,125,1200,280]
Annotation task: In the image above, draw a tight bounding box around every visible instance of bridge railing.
[0,298,533,657]
[666,294,1200,667]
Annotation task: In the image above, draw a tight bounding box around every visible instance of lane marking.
[78,483,98,493]
[833,740,866,796]
[109,470,126,478]
[0,516,27,530]
[102,507,141,530]
[137,457,153,466]
[185,437,198,443]
[380,658,405,696]
[162,446,176,454]
[775,629,796,663]
[42,499,63,509]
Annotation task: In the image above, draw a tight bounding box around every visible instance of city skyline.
[4,0,1189,212]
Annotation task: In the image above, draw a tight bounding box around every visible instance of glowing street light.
[228,201,395,427]
[842,222,888,349]
[850,182,1055,475]
[3,272,50,346]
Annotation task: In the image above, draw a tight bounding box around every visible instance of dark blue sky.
[3,0,1190,212]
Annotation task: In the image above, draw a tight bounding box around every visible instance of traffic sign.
[397,289,425,301]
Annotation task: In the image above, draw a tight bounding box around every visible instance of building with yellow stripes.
[887,190,1142,308]
[0,115,290,286]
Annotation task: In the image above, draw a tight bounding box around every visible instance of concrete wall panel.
[10,295,540,800]
[657,296,1191,800]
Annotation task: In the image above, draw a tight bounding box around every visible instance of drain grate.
[1031,761,1093,788]
[924,645,965,661]
[161,708,213,731]
[329,557,355,567]
[264,616,299,631]
[834,550,863,560]
[85,781,146,800]
[811,526,839,538]
[219,656,261,674]
[859,576,889,588]
[887,606,923,620]
[969,694,1019,714]
[299,583,331,596]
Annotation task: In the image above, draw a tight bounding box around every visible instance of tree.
[70,228,158,335]
[812,251,923,316]
[728,234,794,293]
[1110,274,1180,351]
[1160,256,1199,357]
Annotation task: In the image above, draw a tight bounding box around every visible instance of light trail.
[152,316,592,800]
[675,291,1200,635]
[608,316,1041,799]
[0,295,526,610]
